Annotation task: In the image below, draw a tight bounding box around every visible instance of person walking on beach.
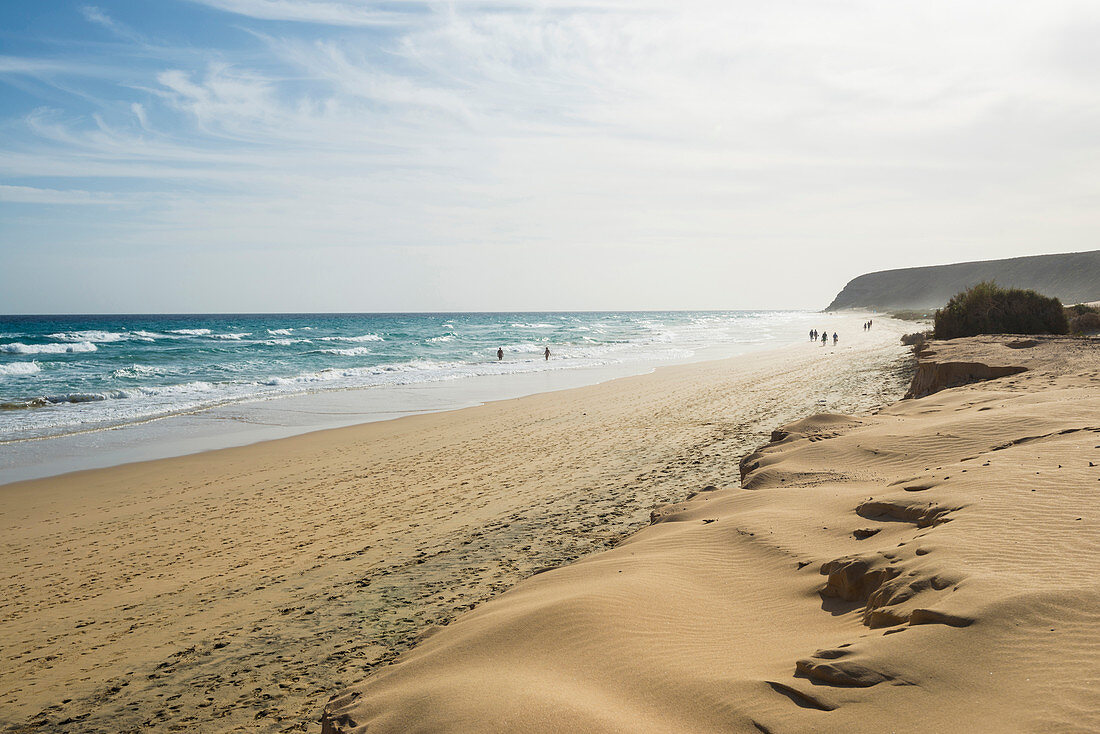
[544,346,551,361]
[821,331,827,345]
[810,329,815,341]
[833,332,839,345]
[497,347,504,361]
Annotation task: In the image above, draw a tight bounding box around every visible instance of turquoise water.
[0,311,813,442]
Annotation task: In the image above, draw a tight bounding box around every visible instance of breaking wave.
[1,342,97,354]
[0,362,41,376]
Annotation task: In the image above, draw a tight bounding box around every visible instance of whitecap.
[0,361,41,376]
[261,338,311,346]
[0,342,97,354]
[168,328,211,336]
[48,330,127,343]
[267,328,293,336]
[111,364,163,379]
[317,334,383,343]
[212,333,251,340]
[317,346,373,357]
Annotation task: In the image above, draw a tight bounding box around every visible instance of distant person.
[821,331,828,345]
[833,332,839,345]
[544,346,551,361]
[809,329,815,341]
[497,347,503,361]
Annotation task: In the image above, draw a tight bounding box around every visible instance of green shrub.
[933,281,1068,339]
[1070,311,1100,334]
[890,310,935,322]
[1065,303,1099,317]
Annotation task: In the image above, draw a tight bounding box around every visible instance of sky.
[1,0,1099,313]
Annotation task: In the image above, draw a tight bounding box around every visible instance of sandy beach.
[7,1,1100,731]
[0,314,910,732]
[323,333,1100,733]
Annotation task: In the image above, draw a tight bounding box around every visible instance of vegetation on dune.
[899,330,932,356]
[933,282,1068,339]
[890,310,935,322]
[900,331,929,347]
[1066,304,1100,335]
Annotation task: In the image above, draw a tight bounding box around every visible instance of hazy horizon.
[4,1,1100,313]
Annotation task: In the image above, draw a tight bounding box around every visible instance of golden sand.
[0,313,909,732]
[323,335,1100,733]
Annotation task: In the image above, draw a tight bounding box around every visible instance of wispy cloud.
[0,55,120,76]
[0,184,122,205]
[81,5,149,45]
[184,0,652,26]
[3,0,1100,311]
[183,0,416,26]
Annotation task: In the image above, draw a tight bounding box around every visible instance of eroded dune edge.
[322,335,1100,734]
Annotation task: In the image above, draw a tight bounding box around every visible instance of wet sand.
[0,313,909,733]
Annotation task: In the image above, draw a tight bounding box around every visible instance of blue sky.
[2,1,1100,313]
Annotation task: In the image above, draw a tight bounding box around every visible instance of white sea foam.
[503,342,546,354]
[136,381,216,396]
[48,330,127,343]
[169,328,211,336]
[37,381,217,406]
[317,346,374,357]
[0,362,41,376]
[317,334,383,342]
[261,338,311,346]
[111,364,163,379]
[131,330,159,341]
[267,328,294,336]
[1,342,97,354]
[212,332,251,340]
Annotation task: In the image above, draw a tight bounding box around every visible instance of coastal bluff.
[826,249,1100,312]
[322,334,1100,733]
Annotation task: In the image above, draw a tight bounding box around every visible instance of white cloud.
[184,0,411,26]
[0,55,118,76]
[131,102,150,129]
[81,5,146,43]
[0,185,120,205]
[5,0,1100,310]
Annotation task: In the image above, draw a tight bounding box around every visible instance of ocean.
[0,311,841,481]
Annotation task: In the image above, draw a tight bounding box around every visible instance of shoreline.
[0,311,862,486]
[0,317,912,732]
[1,313,878,487]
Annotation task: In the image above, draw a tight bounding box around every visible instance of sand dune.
[323,334,1100,733]
[0,314,909,732]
